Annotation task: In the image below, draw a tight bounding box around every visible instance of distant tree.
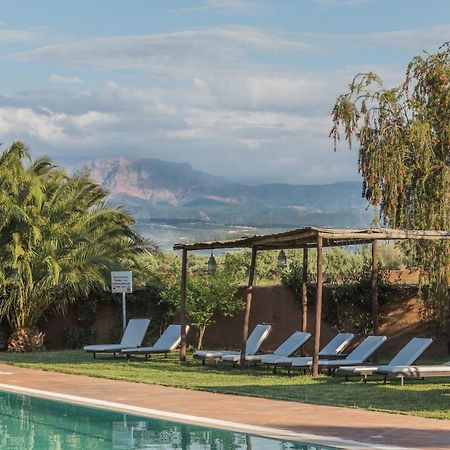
[0,142,155,351]
[160,267,243,349]
[330,43,450,331]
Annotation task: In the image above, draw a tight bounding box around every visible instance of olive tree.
[160,267,244,349]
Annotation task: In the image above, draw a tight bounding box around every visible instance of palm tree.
[0,141,156,351]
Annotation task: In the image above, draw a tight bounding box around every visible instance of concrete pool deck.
[0,363,448,450]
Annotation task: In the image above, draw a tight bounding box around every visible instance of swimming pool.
[0,390,339,449]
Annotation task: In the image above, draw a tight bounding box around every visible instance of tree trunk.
[7,327,45,352]
[197,325,207,350]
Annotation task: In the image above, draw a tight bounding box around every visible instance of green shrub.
[64,325,96,349]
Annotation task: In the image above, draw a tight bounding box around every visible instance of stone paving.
[0,363,448,449]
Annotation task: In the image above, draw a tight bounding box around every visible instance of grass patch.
[0,350,448,420]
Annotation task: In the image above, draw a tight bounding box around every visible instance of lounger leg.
[383,376,387,384]
[400,376,404,387]
[288,366,291,376]
[345,376,348,382]
[202,359,205,366]
[113,352,116,359]
[364,374,367,384]
[126,354,130,362]
[273,365,277,375]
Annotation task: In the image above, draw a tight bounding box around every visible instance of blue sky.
[0,0,449,184]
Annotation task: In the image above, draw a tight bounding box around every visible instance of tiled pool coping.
[0,363,448,450]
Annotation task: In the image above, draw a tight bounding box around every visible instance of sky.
[0,0,449,185]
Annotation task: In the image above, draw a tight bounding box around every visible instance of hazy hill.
[89,158,371,228]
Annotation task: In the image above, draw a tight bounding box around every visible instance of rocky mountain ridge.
[89,157,371,227]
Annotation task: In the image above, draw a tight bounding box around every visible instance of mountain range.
[88,158,372,229]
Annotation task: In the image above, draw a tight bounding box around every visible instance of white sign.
[111,271,133,293]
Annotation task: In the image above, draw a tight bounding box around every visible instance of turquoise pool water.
[0,390,340,449]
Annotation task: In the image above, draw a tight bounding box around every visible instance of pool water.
[0,390,340,449]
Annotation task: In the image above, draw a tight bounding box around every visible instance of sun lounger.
[84,318,151,358]
[276,335,387,374]
[266,332,354,368]
[336,337,433,382]
[221,331,312,367]
[255,332,354,373]
[376,361,450,386]
[121,324,188,358]
[193,323,272,365]
[315,332,355,359]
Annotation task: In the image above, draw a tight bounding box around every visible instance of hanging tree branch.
[331,43,450,331]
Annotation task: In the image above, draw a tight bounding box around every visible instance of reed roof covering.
[173,226,450,251]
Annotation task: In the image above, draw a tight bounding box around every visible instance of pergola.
[173,226,450,376]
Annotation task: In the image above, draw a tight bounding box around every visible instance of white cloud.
[0,27,38,44]
[313,0,371,6]
[6,21,426,184]
[12,26,316,71]
[0,106,118,146]
[300,24,450,49]
[172,0,264,13]
[49,74,82,84]
[0,107,66,144]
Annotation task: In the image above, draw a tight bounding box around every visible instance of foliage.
[281,250,391,332]
[0,141,156,350]
[160,267,244,349]
[324,259,390,334]
[330,43,450,331]
[64,325,96,349]
[221,250,280,283]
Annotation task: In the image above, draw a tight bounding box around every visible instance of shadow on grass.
[203,381,450,416]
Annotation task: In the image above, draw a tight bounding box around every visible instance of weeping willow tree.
[0,141,156,351]
[330,43,450,332]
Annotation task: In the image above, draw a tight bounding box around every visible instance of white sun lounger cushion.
[377,363,450,377]
[84,318,151,352]
[289,335,387,368]
[123,324,189,353]
[222,331,311,363]
[337,337,433,376]
[194,323,272,360]
[318,332,355,357]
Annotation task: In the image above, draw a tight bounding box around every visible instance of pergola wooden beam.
[173,227,450,252]
[174,226,450,375]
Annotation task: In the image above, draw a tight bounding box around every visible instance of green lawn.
[0,350,449,420]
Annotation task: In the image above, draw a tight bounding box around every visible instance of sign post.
[111,271,133,334]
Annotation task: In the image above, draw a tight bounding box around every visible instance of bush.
[64,325,96,349]
[324,260,391,334]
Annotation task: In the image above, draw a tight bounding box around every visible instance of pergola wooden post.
[301,247,308,332]
[371,240,380,363]
[179,248,188,362]
[311,234,323,377]
[240,246,257,368]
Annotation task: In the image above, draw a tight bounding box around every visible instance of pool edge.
[0,383,408,450]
